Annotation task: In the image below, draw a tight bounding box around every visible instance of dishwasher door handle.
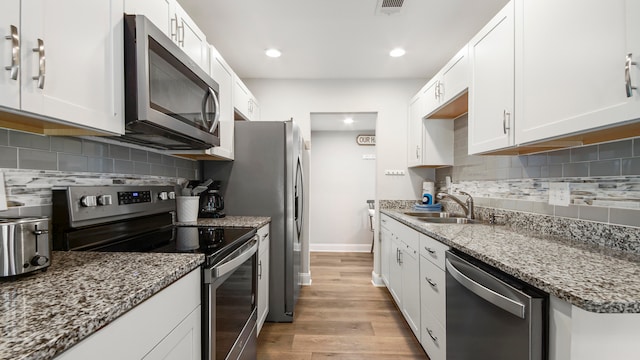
[445,258,525,319]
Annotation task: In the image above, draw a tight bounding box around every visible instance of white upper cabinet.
[233,77,260,121]
[514,0,640,145]
[125,0,209,72]
[468,0,515,155]
[1,0,124,135]
[424,45,470,119]
[408,81,454,168]
[207,47,235,160]
[0,1,20,109]
[408,93,424,167]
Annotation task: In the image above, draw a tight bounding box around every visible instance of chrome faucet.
[437,191,475,219]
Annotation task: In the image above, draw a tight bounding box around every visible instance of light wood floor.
[257,252,429,359]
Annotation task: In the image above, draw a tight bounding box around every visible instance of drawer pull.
[425,246,436,254]
[427,327,438,343]
[425,277,437,288]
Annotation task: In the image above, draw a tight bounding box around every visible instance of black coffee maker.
[198,180,225,218]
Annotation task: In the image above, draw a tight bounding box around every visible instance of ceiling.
[177,0,510,80]
[310,112,377,132]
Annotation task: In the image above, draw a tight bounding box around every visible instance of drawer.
[397,225,420,251]
[421,309,446,360]
[420,256,446,327]
[420,234,449,270]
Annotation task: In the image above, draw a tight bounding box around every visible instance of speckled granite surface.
[382,209,640,314]
[175,216,270,228]
[0,251,204,360]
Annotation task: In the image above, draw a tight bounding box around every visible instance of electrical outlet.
[384,169,405,175]
[549,182,571,206]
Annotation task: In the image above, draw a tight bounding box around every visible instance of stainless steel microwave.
[121,14,220,150]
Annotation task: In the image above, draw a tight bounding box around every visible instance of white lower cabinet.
[55,269,201,360]
[383,215,450,360]
[421,309,446,360]
[257,224,270,334]
[400,240,421,338]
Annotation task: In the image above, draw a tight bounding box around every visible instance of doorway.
[309,112,377,252]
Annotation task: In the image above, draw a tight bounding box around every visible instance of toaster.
[0,217,51,277]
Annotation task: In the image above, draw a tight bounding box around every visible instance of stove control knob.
[158,191,168,201]
[97,194,112,206]
[80,195,97,207]
[168,191,176,200]
[30,255,48,267]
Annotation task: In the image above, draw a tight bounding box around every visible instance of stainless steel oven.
[205,236,258,360]
[122,14,220,150]
[51,185,258,360]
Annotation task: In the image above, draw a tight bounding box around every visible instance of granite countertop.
[0,251,204,360]
[175,216,271,228]
[382,209,640,314]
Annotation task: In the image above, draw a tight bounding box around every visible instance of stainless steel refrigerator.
[205,120,303,323]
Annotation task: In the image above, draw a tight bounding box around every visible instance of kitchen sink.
[417,217,478,224]
[403,211,452,218]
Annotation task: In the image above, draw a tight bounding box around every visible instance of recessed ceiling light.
[265,48,282,58]
[343,118,354,124]
[389,48,406,57]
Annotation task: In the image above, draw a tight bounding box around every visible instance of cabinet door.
[20,0,124,134]
[257,224,270,334]
[233,77,251,120]
[174,4,208,72]
[401,245,421,338]
[407,93,423,167]
[380,222,391,285]
[515,0,640,145]
[388,237,403,305]
[124,0,176,39]
[142,307,201,360]
[208,49,234,159]
[0,1,20,109]
[468,0,515,154]
[422,79,440,121]
[440,45,469,106]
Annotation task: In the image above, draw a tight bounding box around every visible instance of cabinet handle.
[177,20,185,46]
[4,25,19,80]
[416,145,420,159]
[261,233,269,241]
[32,39,45,89]
[427,327,438,343]
[398,250,403,265]
[258,260,262,279]
[425,246,436,255]
[438,81,444,99]
[425,277,437,288]
[434,82,439,100]
[502,110,511,134]
[625,53,637,97]
[170,14,178,41]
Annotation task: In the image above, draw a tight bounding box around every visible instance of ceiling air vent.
[375,0,405,15]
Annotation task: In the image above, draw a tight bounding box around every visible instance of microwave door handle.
[201,87,220,134]
[209,87,220,133]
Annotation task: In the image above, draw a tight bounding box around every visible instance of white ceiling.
[310,112,377,132]
[177,0,510,80]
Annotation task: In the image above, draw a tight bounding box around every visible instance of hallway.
[257,252,428,359]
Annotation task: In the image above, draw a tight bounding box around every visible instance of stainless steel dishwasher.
[445,251,547,360]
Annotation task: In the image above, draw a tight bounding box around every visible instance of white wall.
[309,131,375,252]
[244,79,434,280]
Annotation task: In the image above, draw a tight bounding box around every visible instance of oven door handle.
[211,237,258,278]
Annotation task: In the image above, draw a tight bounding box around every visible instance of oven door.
[204,237,258,360]
[123,14,220,150]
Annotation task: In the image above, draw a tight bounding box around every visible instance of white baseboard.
[309,243,372,252]
[300,272,312,285]
[371,271,386,287]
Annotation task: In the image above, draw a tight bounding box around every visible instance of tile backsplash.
[435,115,640,228]
[0,129,199,217]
